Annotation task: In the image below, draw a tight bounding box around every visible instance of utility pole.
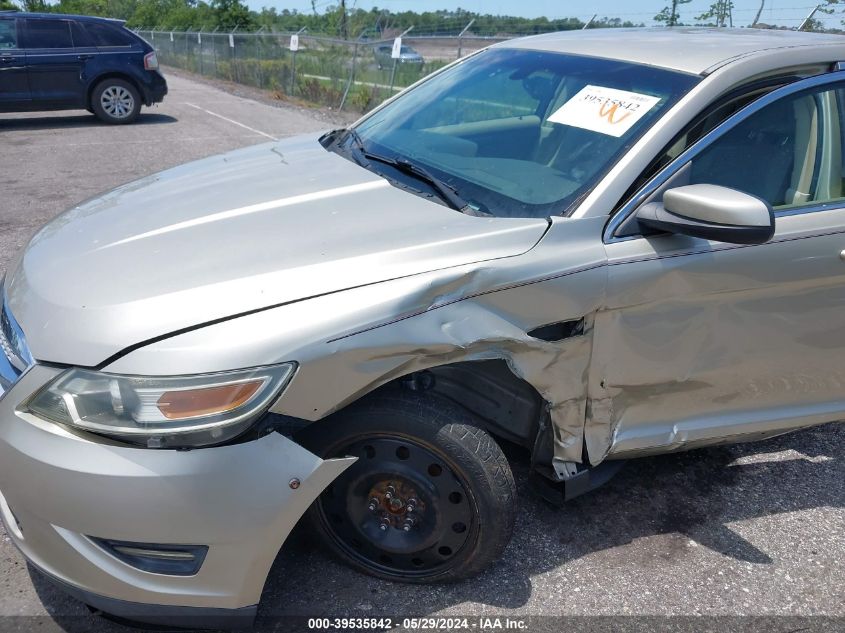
[339,0,348,39]
[582,14,597,29]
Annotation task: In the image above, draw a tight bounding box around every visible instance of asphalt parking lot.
[0,71,843,632]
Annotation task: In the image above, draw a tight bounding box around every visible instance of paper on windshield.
[547,85,662,137]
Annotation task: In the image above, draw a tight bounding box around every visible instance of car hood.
[5,134,548,367]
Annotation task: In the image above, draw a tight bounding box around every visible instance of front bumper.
[0,364,353,621]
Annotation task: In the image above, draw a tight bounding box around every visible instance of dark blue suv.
[0,12,167,124]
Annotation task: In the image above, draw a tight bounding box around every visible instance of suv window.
[0,18,17,49]
[686,85,844,211]
[25,19,73,49]
[70,21,94,48]
[0,18,16,49]
[84,22,135,47]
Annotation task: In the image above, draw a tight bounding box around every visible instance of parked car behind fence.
[373,43,424,69]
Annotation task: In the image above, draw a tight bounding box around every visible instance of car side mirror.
[636,184,775,245]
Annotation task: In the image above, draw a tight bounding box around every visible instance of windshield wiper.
[327,129,471,213]
[362,149,470,213]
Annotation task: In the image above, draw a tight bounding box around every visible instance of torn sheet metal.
[106,216,609,469]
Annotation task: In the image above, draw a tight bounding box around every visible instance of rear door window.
[24,19,73,49]
[0,18,18,49]
[84,22,136,47]
[70,21,95,48]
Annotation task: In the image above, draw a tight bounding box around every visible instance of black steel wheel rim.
[317,435,475,577]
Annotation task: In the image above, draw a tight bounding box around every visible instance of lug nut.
[379,517,391,531]
[402,517,415,532]
[367,497,379,512]
[406,498,418,512]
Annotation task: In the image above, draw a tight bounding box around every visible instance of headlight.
[24,363,295,448]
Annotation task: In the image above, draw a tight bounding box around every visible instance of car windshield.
[339,48,699,218]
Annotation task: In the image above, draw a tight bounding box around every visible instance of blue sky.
[248,1,843,29]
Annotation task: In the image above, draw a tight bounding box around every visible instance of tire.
[91,78,141,124]
[297,392,516,582]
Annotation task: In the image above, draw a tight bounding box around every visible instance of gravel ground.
[0,70,842,633]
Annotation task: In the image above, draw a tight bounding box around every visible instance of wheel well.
[372,360,548,451]
[87,73,143,108]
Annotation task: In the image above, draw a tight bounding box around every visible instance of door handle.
[840,250,845,261]
[0,57,12,64]
[77,54,94,61]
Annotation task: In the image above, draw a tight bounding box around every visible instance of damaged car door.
[593,74,845,462]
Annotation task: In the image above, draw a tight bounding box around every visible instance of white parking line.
[184,102,278,141]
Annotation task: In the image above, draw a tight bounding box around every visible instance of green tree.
[655,0,692,26]
[812,0,845,30]
[697,0,734,27]
[0,0,15,10]
[210,0,252,30]
[18,0,51,10]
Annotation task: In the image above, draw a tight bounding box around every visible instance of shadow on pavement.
[0,113,177,132]
[259,422,843,618]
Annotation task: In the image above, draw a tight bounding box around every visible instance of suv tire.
[91,78,141,124]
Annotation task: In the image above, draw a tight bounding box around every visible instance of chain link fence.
[136,30,507,113]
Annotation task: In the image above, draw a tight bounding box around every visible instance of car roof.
[1,11,125,25]
[498,27,845,75]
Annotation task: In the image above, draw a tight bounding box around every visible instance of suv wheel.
[297,392,517,582]
[91,79,141,124]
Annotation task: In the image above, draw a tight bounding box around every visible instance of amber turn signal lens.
[156,381,264,420]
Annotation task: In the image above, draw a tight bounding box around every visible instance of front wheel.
[91,79,141,124]
[298,393,516,582]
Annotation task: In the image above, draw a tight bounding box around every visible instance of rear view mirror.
[636,184,775,245]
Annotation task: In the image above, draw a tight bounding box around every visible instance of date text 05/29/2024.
[307,617,529,630]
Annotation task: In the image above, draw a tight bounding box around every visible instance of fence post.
[198,31,203,75]
[389,56,397,93]
[229,30,237,83]
[388,26,414,94]
[290,48,297,95]
[339,40,359,111]
[212,27,219,78]
[289,27,306,97]
[457,18,475,59]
